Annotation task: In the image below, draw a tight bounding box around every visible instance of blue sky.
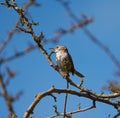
[0,0,120,118]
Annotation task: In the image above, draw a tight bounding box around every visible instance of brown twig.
[0,21,20,53]
[83,27,120,69]
[50,101,96,118]
[0,74,14,115]
[114,113,120,118]
[0,45,37,64]
[47,18,93,44]
[63,81,69,118]
[0,0,36,53]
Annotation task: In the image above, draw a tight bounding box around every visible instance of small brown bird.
[51,45,84,78]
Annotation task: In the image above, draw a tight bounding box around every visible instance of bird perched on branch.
[50,45,84,78]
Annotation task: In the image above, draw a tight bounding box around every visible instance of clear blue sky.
[0,0,120,118]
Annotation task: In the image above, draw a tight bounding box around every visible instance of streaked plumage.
[52,45,84,78]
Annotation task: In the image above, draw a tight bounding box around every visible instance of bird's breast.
[56,51,67,61]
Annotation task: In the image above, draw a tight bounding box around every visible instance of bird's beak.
[49,47,55,52]
[49,48,55,57]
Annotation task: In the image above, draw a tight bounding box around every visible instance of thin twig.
[63,81,69,118]
[83,27,120,69]
[0,21,19,53]
[0,74,14,114]
[0,0,36,53]
[0,45,37,64]
[113,113,120,118]
[49,100,96,118]
[47,18,93,44]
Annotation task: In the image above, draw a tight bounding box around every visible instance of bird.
[51,45,84,78]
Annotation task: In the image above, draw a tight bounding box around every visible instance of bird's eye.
[56,46,59,48]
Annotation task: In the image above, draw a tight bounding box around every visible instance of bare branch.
[83,27,120,69]
[23,86,119,118]
[114,113,120,118]
[5,66,17,85]
[0,0,39,53]
[50,100,96,118]
[0,74,14,114]
[46,18,93,44]
[63,82,69,118]
[0,21,20,53]
[0,45,37,64]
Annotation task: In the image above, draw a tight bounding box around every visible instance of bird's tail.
[74,69,85,78]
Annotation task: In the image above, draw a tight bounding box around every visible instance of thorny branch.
[1,0,120,118]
